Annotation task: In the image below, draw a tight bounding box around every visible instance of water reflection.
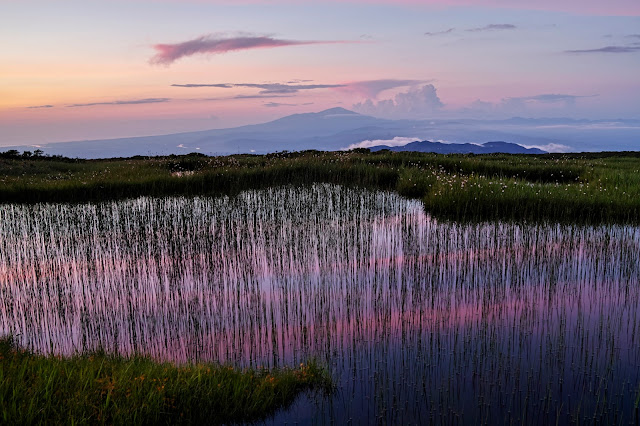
[1,184,639,424]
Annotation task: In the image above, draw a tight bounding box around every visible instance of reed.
[1,184,638,424]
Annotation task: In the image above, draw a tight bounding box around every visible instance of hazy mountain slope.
[12,108,391,158]
[6,108,637,158]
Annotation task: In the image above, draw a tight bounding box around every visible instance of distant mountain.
[7,108,393,159]
[369,140,546,154]
[6,107,638,158]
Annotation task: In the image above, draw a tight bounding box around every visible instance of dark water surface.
[1,184,639,425]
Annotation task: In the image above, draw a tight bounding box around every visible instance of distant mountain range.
[370,140,546,154]
[5,107,640,158]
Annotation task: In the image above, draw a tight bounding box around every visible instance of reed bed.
[1,184,639,424]
[1,150,639,223]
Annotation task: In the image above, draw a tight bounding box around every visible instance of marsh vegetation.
[1,183,639,424]
[1,150,640,223]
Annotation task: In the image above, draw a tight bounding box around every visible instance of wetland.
[2,179,639,424]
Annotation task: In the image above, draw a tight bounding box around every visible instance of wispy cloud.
[151,34,350,65]
[506,94,596,103]
[625,34,640,39]
[172,82,345,94]
[173,83,235,88]
[565,45,640,53]
[459,92,597,118]
[67,98,171,108]
[424,28,455,36]
[263,102,298,108]
[27,104,54,109]
[232,94,294,100]
[263,101,313,107]
[187,94,295,102]
[287,79,314,84]
[171,79,432,106]
[174,79,428,99]
[425,24,515,37]
[467,24,517,32]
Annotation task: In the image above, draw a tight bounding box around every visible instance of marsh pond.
[1,184,639,424]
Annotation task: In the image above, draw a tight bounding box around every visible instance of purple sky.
[1,0,639,145]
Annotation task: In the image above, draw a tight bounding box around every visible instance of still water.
[1,184,639,424]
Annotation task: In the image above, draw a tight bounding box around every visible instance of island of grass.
[1,149,639,223]
[0,337,332,425]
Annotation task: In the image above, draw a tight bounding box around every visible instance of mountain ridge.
[7,108,633,158]
[369,140,546,154]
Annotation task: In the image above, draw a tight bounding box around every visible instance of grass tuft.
[0,337,332,425]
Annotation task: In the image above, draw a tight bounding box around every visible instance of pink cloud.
[352,84,444,118]
[150,35,349,65]
[336,79,428,99]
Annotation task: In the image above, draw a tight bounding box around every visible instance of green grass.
[0,337,332,425]
[1,149,640,223]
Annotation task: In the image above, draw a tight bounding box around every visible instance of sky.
[1,0,639,146]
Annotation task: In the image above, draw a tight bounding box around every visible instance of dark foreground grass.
[1,149,640,223]
[0,337,332,425]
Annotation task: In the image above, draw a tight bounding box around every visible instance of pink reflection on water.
[0,187,638,371]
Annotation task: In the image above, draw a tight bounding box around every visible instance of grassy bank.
[0,337,332,425]
[1,150,639,223]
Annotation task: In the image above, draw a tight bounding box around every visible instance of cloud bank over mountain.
[352,84,444,118]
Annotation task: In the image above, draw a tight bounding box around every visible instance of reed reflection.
[1,184,639,424]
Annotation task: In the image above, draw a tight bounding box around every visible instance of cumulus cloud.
[150,34,349,65]
[338,79,428,99]
[67,98,171,108]
[172,82,345,94]
[565,45,640,53]
[467,24,517,32]
[344,136,421,150]
[352,84,444,118]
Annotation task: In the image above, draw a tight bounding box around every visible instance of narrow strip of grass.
[1,150,640,223]
[0,337,332,425]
